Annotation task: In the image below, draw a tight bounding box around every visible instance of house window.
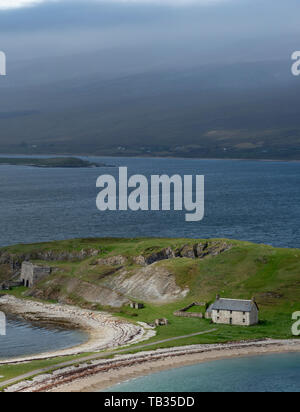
[243,319,246,323]
[230,311,233,315]
[217,310,220,314]
[243,312,246,316]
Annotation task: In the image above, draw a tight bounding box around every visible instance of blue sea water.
[108,353,300,392]
[0,315,87,360]
[0,156,300,248]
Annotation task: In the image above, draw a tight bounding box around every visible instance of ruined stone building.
[20,262,52,288]
[206,296,259,326]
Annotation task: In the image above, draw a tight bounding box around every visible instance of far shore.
[1,153,300,163]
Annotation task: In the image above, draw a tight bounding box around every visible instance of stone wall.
[174,302,205,319]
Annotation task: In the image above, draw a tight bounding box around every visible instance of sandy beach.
[5,339,300,392]
[0,295,155,363]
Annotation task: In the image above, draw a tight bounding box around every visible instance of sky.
[0,0,230,9]
[0,0,299,84]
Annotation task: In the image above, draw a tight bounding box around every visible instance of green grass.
[1,237,300,350]
[0,353,91,386]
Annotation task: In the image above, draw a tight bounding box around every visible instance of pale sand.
[52,340,300,393]
[7,339,298,392]
[0,295,155,364]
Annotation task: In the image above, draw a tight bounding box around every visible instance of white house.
[206,295,259,326]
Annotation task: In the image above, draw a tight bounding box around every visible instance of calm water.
[108,353,300,392]
[0,156,300,248]
[0,314,88,360]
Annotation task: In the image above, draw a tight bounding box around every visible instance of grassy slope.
[2,238,299,345]
[0,237,299,385]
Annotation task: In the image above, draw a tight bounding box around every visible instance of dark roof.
[211,298,258,313]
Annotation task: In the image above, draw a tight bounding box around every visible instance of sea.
[0,156,299,248]
[0,155,299,364]
[107,353,300,392]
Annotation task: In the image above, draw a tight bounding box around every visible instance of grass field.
[0,237,299,386]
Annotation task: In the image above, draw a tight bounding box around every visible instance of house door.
[230,318,233,325]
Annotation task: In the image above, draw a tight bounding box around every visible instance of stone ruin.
[129,302,144,310]
[20,262,52,288]
[154,318,169,327]
[174,302,206,319]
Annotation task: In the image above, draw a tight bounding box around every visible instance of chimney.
[216,294,220,300]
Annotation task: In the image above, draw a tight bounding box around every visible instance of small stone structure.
[154,318,169,326]
[0,283,11,291]
[129,302,144,310]
[0,281,23,291]
[206,295,259,326]
[20,262,52,288]
[174,302,206,319]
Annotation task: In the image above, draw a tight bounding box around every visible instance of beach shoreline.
[0,295,154,364]
[4,339,299,392]
[50,340,300,393]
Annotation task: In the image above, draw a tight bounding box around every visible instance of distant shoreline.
[0,156,113,168]
[0,153,300,163]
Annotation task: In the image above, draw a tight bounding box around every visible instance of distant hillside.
[0,60,300,160]
[1,238,299,344]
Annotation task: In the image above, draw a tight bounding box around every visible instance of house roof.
[210,298,258,313]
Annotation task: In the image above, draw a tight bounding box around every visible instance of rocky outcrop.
[132,256,147,266]
[178,245,196,259]
[0,248,100,283]
[0,248,100,266]
[145,247,176,265]
[96,256,127,266]
[103,263,190,304]
[133,241,232,266]
[29,277,130,308]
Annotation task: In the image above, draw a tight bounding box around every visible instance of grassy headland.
[0,157,111,168]
[1,238,299,347]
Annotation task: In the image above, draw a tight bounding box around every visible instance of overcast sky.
[0,0,300,83]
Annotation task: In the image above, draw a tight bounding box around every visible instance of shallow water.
[0,314,88,360]
[108,353,300,392]
[0,156,300,248]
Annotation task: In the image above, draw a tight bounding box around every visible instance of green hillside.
[1,238,299,346]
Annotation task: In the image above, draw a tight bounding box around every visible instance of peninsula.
[0,157,112,168]
[0,237,299,392]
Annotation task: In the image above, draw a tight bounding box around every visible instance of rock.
[103,263,190,304]
[194,242,209,258]
[132,256,146,266]
[96,255,127,266]
[145,247,176,265]
[178,245,196,259]
[194,241,232,258]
